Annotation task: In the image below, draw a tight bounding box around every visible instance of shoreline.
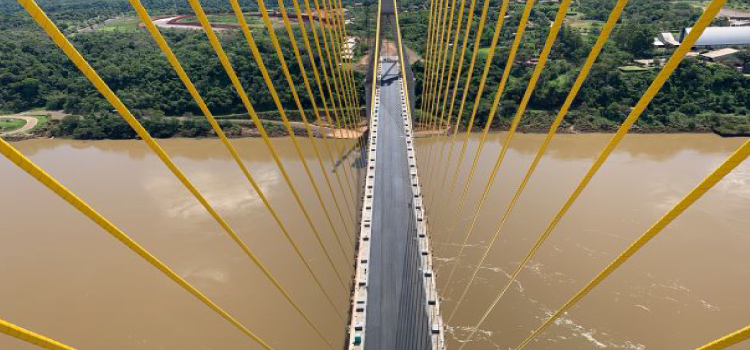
[3,110,747,141]
[4,127,747,143]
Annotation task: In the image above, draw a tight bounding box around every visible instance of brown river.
[0,134,748,350]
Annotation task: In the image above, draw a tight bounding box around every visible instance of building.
[700,48,740,63]
[654,33,680,49]
[342,36,358,60]
[680,26,750,48]
[634,58,666,67]
[729,19,750,27]
[659,32,681,46]
[720,9,750,20]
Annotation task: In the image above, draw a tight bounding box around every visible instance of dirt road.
[0,116,38,136]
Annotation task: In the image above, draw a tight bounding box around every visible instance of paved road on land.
[366,61,430,350]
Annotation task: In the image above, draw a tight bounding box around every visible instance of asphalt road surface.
[365,61,431,350]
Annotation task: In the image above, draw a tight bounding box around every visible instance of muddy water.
[0,138,363,350]
[1,134,748,350]
[417,133,750,350]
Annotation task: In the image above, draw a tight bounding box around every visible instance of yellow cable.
[515,138,748,350]
[313,0,353,137]
[431,0,517,258]
[293,0,360,235]
[326,0,357,128]
[433,0,494,225]
[424,0,449,134]
[419,0,442,131]
[307,0,362,201]
[130,0,348,322]
[267,0,357,245]
[323,0,361,134]
[324,0,356,129]
[424,0,497,201]
[424,0,451,136]
[19,0,335,346]
[334,0,363,128]
[393,0,413,112]
[305,0,362,210]
[234,0,355,270]
[422,0,459,187]
[417,0,437,130]
[429,0,479,212]
[0,317,79,350]
[694,325,750,350]
[185,0,351,291]
[0,137,274,350]
[424,0,469,211]
[326,0,366,159]
[446,0,629,323]
[457,2,728,347]
[371,0,382,114]
[424,0,447,132]
[316,0,359,148]
[427,0,456,132]
[444,0,567,308]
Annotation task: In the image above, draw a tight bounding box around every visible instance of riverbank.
[0,111,366,142]
[3,109,749,142]
[0,111,56,138]
[412,109,750,138]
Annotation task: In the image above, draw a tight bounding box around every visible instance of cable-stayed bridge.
[0,0,749,349]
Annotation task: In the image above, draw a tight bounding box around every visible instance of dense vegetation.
[0,0,367,139]
[0,28,368,114]
[0,0,242,31]
[402,0,750,135]
[2,0,750,139]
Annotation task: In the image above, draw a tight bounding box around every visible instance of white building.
[681,26,750,48]
[654,32,680,47]
[342,36,358,60]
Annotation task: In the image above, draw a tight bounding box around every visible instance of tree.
[613,22,655,58]
[553,25,587,63]
[14,78,40,103]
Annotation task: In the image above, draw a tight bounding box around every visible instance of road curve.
[0,116,38,136]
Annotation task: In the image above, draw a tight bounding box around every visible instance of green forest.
[402,0,750,135]
[1,0,750,139]
[0,0,368,139]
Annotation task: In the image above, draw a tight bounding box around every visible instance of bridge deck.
[348,52,444,349]
[365,61,431,350]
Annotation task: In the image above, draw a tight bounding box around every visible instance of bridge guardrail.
[399,75,446,350]
[347,63,382,349]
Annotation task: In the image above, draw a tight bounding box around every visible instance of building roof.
[634,59,655,65]
[700,48,740,59]
[658,32,680,46]
[729,19,750,27]
[653,38,665,46]
[681,26,750,46]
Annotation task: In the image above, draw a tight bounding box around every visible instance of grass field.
[565,7,604,35]
[0,118,25,133]
[618,66,650,73]
[567,18,603,30]
[98,17,141,32]
[27,114,50,132]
